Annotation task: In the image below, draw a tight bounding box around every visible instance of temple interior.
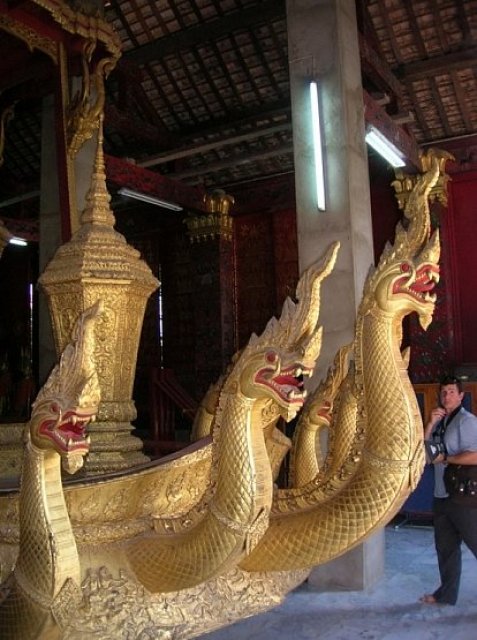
[0,1,477,639]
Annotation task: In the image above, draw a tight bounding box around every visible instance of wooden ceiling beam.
[450,70,473,131]
[105,154,206,212]
[139,123,292,168]
[104,104,177,149]
[169,143,294,182]
[359,33,403,99]
[122,0,286,66]
[178,99,291,140]
[395,47,477,81]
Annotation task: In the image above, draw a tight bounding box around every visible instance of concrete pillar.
[287,0,384,590]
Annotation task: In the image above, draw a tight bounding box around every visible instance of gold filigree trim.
[392,148,454,209]
[31,0,121,59]
[67,43,116,156]
[0,15,58,61]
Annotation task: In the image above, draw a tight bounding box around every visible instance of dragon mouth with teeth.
[393,262,440,302]
[37,406,95,455]
[255,361,311,408]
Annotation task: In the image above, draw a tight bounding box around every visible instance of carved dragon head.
[298,343,351,430]
[228,242,339,422]
[362,157,441,329]
[29,301,102,474]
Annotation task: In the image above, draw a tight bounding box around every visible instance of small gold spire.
[80,115,116,228]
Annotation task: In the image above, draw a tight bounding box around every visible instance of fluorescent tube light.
[310,81,326,211]
[9,237,27,246]
[118,188,183,211]
[365,126,406,168]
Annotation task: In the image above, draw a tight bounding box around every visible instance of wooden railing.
[145,367,199,457]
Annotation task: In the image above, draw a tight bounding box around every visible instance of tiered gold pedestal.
[39,125,159,475]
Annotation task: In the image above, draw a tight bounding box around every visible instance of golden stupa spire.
[80,114,116,228]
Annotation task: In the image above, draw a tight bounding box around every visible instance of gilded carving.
[0,16,58,62]
[392,147,454,209]
[0,140,451,638]
[67,41,116,156]
[39,118,158,473]
[185,189,235,242]
[31,0,121,59]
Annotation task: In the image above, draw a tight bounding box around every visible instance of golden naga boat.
[0,156,441,638]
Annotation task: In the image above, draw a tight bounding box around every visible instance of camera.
[425,440,447,462]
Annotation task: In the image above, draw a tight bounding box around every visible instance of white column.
[287,0,384,590]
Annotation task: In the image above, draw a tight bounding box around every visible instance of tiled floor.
[200,522,477,640]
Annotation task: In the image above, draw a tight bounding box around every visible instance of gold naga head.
[29,301,102,474]
[362,156,441,330]
[229,242,340,422]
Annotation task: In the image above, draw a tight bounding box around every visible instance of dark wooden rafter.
[139,122,292,168]
[450,70,473,132]
[104,104,176,148]
[430,0,450,51]
[403,1,427,58]
[227,35,260,102]
[108,0,137,43]
[110,62,164,127]
[144,58,197,129]
[405,81,431,139]
[107,0,183,133]
[128,0,154,40]
[359,33,403,100]
[168,141,294,182]
[136,102,292,172]
[152,5,215,126]
[178,98,291,140]
[180,0,244,108]
[105,154,206,212]
[122,0,286,66]
[430,77,453,138]
[373,0,404,65]
[454,0,473,45]
[166,1,230,119]
[395,47,477,82]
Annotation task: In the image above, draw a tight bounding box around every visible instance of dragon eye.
[401,263,411,272]
[265,351,278,364]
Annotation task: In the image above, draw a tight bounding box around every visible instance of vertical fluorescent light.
[310,81,326,211]
[365,126,405,168]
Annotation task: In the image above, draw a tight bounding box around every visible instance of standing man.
[420,375,477,605]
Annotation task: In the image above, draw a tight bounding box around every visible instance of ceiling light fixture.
[365,126,406,168]
[9,237,27,246]
[310,81,326,211]
[118,188,183,211]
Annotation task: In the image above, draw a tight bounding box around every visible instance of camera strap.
[433,405,462,442]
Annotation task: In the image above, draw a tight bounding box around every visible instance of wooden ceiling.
[0,0,476,224]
